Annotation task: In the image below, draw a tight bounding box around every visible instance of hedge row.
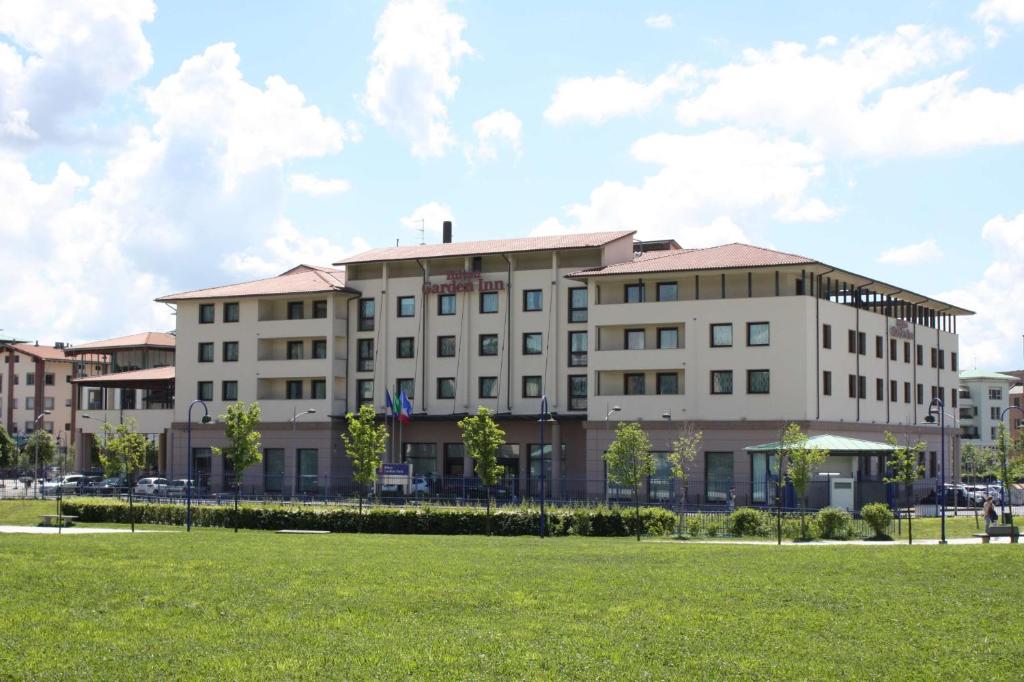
[60,500,678,537]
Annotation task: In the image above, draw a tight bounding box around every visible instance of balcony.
[590,348,687,372]
[255,318,333,339]
[79,409,173,434]
[254,359,329,379]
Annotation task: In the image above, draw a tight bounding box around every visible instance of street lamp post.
[32,411,51,499]
[604,406,621,505]
[998,405,1024,526]
[289,407,317,499]
[55,433,64,534]
[187,400,211,532]
[537,396,557,538]
[926,398,948,544]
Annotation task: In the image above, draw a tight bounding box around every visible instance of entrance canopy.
[745,434,897,454]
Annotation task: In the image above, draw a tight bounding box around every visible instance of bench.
[39,515,78,528]
[973,525,1020,544]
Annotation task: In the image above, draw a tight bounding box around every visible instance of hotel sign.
[422,270,506,294]
[889,319,914,339]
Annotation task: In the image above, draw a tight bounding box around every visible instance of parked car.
[84,477,128,496]
[134,477,168,496]
[167,479,196,496]
[41,474,87,495]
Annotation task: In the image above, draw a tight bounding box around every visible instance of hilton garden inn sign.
[421,270,507,294]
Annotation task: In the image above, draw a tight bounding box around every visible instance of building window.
[287,301,304,320]
[705,452,734,502]
[625,328,645,351]
[437,378,456,399]
[656,282,677,302]
[396,378,414,400]
[930,347,937,368]
[890,338,897,360]
[26,397,34,410]
[437,336,456,358]
[747,322,770,347]
[312,300,327,319]
[568,375,587,411]
[848,329,856,353]
[891,380,898,403]
[197,381,213,401]
[311,379,326,400]
[404,443,438,477]
[396,337,414,359]
[624,283,645,303]
[858,332,866,355]
[222,381,238,401]
[657,327,678,349]
[903,341,911,363]
[312,339,327,359]
[747,370,770,395]
[916,344,923,366]
[357,339,373,372]
[523,375,542,398]
[624,373,646,395]
[710,323,733,348]
[356,379,373,406]
[989,388,1003,400]
[264,449,285,493]
[523,289,543,311]
[479,334,499,356]
[917,383,924,405]
[823,371,832,396]
[43,397,55,410]
[479,376,498,399]
[858,375,866,399]
[199,304,214,324]
[438,294,456,316]
[876,378,884,401]
[568,331,587,367]
[904,381,911,404]
[656,372,679,395]
[287,340,304,360]
[522,333,543,355]
[223,341,239,362]
[26,373,33,386]
[951,388,957,408]
[711,370,733,395]
[876,336,883,358]
[224,302,239,323]
[44,373,54,386]
[822,324,831,349]
[568,288,587,322]
[848,375,857,399]
[297,449,319,493]
[938,350,945,370]
[444,442,465,476]
[358,298,375,331]
[480,291,499,314]
[287,380,303,400]
[991,406,1001,420]
[951,352,958,371]
[397,296,415,318]
[198,342,214,363]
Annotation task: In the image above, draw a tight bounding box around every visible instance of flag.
[384,388,394,416]
[399,391,413,424]
[392,389,402,418]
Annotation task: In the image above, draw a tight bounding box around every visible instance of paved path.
[0,525,171,535]
[653,537,1020,546]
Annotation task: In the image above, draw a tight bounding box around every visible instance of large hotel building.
[72,226,971,507]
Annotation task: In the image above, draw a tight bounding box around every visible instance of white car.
[166,479,196,496]
[134,477,168,496]
[41,475,86,495]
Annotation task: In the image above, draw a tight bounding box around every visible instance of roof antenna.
[417,218,425,245]
[395,238,399,247]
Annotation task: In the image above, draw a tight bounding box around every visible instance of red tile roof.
[6,343,72,362]
[157,265,353,302]
[67,332,176,353]
[73,366,174,385]
[568,242,814,277]
[337,230,635,264]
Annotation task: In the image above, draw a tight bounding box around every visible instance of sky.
[2,0,1024,370]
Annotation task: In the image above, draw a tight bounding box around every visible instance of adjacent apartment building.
[157,226,971,507]
[957,369,1020,447]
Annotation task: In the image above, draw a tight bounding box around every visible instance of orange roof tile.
[6,343,72,362]
[68,332,176,353]
[337,230,635,264]
[73,366,174,385]
[156,265,354,302]
[568,242,814,277]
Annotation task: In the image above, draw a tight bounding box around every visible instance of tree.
[457,407,506,535]
[25,430,57,474]
[100,419,149,533]
[603,422,654,541]
[667,426,702,536]
[212,401,263,533]
[883,431,925,544]
[342,403,388,522]
[0,424,15,469]
[779,423,828,540]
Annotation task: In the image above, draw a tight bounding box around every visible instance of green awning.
[745,434,897,454]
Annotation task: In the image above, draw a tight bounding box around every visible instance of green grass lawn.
[0,526,1022,680]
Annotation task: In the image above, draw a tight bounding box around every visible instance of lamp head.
[200,415,212,424]
[924,414,936,424]
[307,409,317,415]
[661,412,671,420]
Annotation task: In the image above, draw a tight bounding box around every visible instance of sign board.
[889,319,914,340]
[422,270,506,295]
[379,463,410,476]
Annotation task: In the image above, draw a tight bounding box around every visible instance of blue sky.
[2,0,1024,369]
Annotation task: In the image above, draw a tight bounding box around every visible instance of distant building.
[958,369,1020,447]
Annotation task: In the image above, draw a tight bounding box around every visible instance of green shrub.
[814,507,854,540]
[59,500,678,537]
[727,507,772,537]
[860,503,894,539]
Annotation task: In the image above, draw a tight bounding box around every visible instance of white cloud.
[532,128,833,247]
[877,238,943,265]
[221,220,367,277]
[288,173,351,196]
[544,64,695,125]
[938,212,1024,369]
[401,201,454,238]
[645,15,673,29]
[363,0,473,157]
[974,0,1024,45]
[0,0,155,147]
[817,35,839,48]
[675,25,1024,157]
[466,109,522,163]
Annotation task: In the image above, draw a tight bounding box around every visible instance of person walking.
[982,495,997,532]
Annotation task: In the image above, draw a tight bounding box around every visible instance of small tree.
[603,422,654,541]
[667,427,702,536]
[457,407,506,535]
[25,430,57,477]
[212,402,263,533]
[883,431,925,544]
[780,423,828,540]
[342,403,388,522]
[0,424,15,469]
[101,420,149,533]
